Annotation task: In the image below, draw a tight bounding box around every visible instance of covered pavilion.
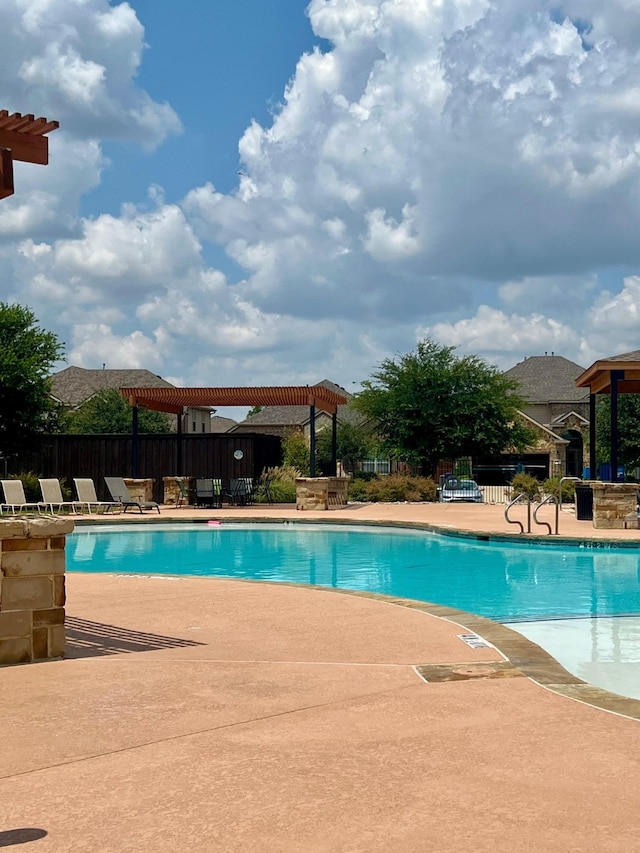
[120,384,349,478]
[0,109,59,200]
[576,349,640,480]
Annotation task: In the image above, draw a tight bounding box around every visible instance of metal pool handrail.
[504,492,531,534]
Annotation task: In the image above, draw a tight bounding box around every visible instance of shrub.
[542,476,576,501]
[282,431,310,476]
[10,471,42,502]
[347,474,438,503]
[509,472,542,501]
[254,465,298,504]
[347,478,370,502]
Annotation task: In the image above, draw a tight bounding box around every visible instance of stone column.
[590,482,639,530]
[0,516,74,664]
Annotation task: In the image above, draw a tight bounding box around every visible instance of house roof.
[504,355,588,404]
[51,366,174,407]
[210,416,237,433]
[234,380,358,428]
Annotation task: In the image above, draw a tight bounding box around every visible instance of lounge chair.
[175,478,190,508]
[0,479,42,514]
[39,478,81,514]
[74,478,121,514]
[104,477,160,514]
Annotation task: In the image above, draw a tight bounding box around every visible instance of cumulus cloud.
[3,0,640,388]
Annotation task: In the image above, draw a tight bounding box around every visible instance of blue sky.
[2,0,640,398]
[83,1,328,214]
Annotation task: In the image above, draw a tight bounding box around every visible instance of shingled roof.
[504,355,588,404]
[50,366,174,407]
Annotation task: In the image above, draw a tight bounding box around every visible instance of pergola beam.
[0,109,59,200]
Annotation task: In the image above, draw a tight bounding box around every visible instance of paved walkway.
[2,503,640,851]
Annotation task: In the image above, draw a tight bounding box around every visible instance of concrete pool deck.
[3,502,640,851]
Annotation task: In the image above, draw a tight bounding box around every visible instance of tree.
[281,430,310,475]
[316,419,376,474]
[65,388,173,434]
[353,338,533,476]
[595,394,640,473]
[0,302,65,457]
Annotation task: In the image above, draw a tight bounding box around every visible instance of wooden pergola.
[0,109,59,200]
[120,384,349,478]
[575,350,640,480]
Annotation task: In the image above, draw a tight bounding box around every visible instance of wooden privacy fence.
[14,433,283,504]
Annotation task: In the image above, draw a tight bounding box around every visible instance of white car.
[439,478,483,503]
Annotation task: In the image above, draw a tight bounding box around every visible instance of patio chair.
[39,479,81,514]
[229,477,254,506]
[74,478,121,514]
[194,478,223,508]
[0,479,43,514]
[175,477,190,508]
[104,477,160,514]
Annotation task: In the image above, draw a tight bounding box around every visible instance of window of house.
[192,421,196,432]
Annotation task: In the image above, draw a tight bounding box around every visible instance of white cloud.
[4,0,640,389]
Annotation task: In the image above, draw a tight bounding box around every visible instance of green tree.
[354,338,533,476]
[316,420,376,474]
[281,430,310,475]
[0,302,65,457]
[66,388,173,434]
[595,395,640,472]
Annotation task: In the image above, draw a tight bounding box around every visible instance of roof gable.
[51,366,174,406]
[504,355,588,404]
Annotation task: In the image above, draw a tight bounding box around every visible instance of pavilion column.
[309,404,316,478]
[176,409,183,475]
[331,411,338,476]
[131,403,139,478]
[610,370,623,482]
[589,393,597,479]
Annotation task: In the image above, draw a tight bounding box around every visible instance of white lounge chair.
[38,479,81,514]
[0,479,42,514]
[74,478,121,514]
[104,477,160,514]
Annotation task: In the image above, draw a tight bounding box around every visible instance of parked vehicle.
[439,478,483,503]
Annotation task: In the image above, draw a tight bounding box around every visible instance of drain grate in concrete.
[416,660,524,683]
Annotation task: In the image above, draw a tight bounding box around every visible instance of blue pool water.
[68,523,640,623]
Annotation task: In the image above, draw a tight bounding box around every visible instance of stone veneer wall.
[296,477,350,511]
[0,516,74,665]
[590,482,639,530]
[123,478,154,502]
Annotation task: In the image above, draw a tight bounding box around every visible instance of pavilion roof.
[120,385,349,416]
[0,109,59,200]
[576,350,640,395]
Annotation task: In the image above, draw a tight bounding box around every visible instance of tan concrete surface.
[3,502,640,851]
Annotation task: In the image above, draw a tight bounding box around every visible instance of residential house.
[50,366,214,433]
[500,354,589,479]
[231,379,381,472]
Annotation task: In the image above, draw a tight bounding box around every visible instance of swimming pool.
[68,522,640,623]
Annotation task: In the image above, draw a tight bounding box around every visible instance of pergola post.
[176,409,183,475]
[131,404,139,478]
[331,411,338,476]
[589,393,597,479]
[610,370,623,481]
[309,403,316,477]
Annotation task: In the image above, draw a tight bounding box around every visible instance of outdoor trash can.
[575,484,593,521]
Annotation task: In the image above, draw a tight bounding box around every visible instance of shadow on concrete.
[64,617,205,658]
[0,828,47,847]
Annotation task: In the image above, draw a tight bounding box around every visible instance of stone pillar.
[296,477,350,510]
[0,516,74,665]
[162,476,195,506]
[123,478,154,502]
[590,482,639,530]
